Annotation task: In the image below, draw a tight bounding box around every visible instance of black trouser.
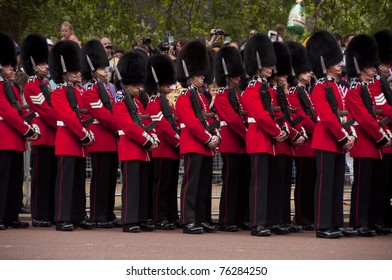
[314,150,345,230]
[294,157,316,226]
[349,158,378,228]
[146,160,155,221]
[31,146,56,221]
[153,158,180,223]
[219,153,250,226]
[121,160,149,224]
[89,152,119,223]
[249,153,270,227]
[0,150,24,222]
[54,156,86,223]
[180,153,213,225]
[266,154,292,226]
[371,154,392,227]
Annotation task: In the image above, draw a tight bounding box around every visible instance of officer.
[113,50,159,233]
[145,54,180,230]
[214,45,249,232]
[176,40,221,234]
[21,33,57,227]
[345,34,391,237]
[306,30,357,238]
[0,32,40,230]
[50,40,95,231]
[81,39,120,228]
[286,41,318,230]
[241,33,288,237]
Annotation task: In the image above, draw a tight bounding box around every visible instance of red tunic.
[81,82,118,153]
[147,93,180,160]
[213,87,247,154]
[24,76,57,147]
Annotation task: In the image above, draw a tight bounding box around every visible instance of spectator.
[60,21,81,47]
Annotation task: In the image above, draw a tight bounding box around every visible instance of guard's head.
[215,45,245,87]
[373,29,392,66]
[244,33,276,77]
[117,50,148,86]
[49,40,81,83]
[145,54,176,94]
[273,41,292,77]
[0,32,17,69]
[81,39,109,81]
[286,41,312,76]
[21,33,49,76]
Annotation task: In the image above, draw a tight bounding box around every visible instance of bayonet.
[151,66,159,84]
[60,55,67,74]
[222,58,229,76]
[182,60,189,78]
[320,56,327,76]
[30,56,37,71]
[86,55,95,72]
[114,64,122,81]
[256,51,262,70]
[353,57,361,76]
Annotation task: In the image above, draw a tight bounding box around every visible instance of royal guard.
[145,54,180,230]
[370,29,392,233]
[0,32,40,230]
[50,40,95,231]
[268,41,306,234]
[113,50,159,233]
[21,33,57,227]
[345,34,391,237]
[81,39,120,228]
[286,41,318,230]
[306,30,357,238]
[175,40,221,234]
[241,33,288,237]
[214,45,250,232]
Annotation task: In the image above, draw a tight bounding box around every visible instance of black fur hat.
[306,30,343,78]
[215,45,245,87]
[204,50,215,86]
[21,33,48,76]
[117,50,147,85]
[145,54,176,93]
[346,34,380,78]
[176,39,209,85]
[0,32,17,67]
[244,33,277,76]
[49,40,81,84]
[81,39,109,81]
[286,41,311,76]
[273,42,292,76]
[373,29,392,64]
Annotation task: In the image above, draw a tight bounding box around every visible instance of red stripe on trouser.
[253,156,258,226]
[57,157,63,221]
[316,152,323,229]
[355,159,361,226]
[181,155,190,224]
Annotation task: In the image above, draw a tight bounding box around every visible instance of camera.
[143,37,151,45]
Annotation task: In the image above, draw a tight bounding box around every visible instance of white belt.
[0,116,3,120]
[352,121,359,126]
[93,119,100,124]
[118,130,125,136]
[57,121,65,126]
[180,123,186,128]
[248,117,256,123]
[220,121,227,126]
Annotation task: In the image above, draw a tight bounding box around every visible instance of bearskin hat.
[0,33,17,67]
[204,49,215,86]
[373,29,392,64]
[306,30,343,78]
[273,42,292,76]
[117,50,147,85]
[144,54,176,94]
[49,40,81,84]
[21,33,48,76]
[346,34,380,78]
[81,39,109,81]
[286,41,311,76]
[215,45,245,87]
[244,33,277,76]
[176,39,209,86]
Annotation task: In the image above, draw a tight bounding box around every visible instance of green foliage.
[1,0,391,48]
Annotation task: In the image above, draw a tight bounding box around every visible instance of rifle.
[296,85,317,123]
[354,57,389,127]
[276,84,303,126]
[150,66,180,134]
[320,56,354,128]
[260,80,285,124]
[60,55,93,127]
[114,66,156,132]
[379,75,392,106]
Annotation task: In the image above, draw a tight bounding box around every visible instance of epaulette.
[180,89,188,95]
[288,86,296,94]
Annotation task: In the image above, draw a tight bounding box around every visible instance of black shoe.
[285,224,303,233]
[372,224,390,235]
[201,222,217,233]
[251,225,271,237]
[75,220,94,230]
[5,220,30,228]
[239,222,250,230]
[183,223,203,234]
[19,206,31,214]
[94,221,114,228]
[301,224,315,231]
[336,227,357,237]
[56,222,74,231]
[140,220,156,231]
[123,223,141,233]
[111,218,123,228]
[268,224,290,235]
[355,226,376,237]
[32,219,53,227]
[0,221,5,230]
[220,224,239,232]
[156,220,176,230]
[316,228,343,239]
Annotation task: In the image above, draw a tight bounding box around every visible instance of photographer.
[133,35,159,57]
